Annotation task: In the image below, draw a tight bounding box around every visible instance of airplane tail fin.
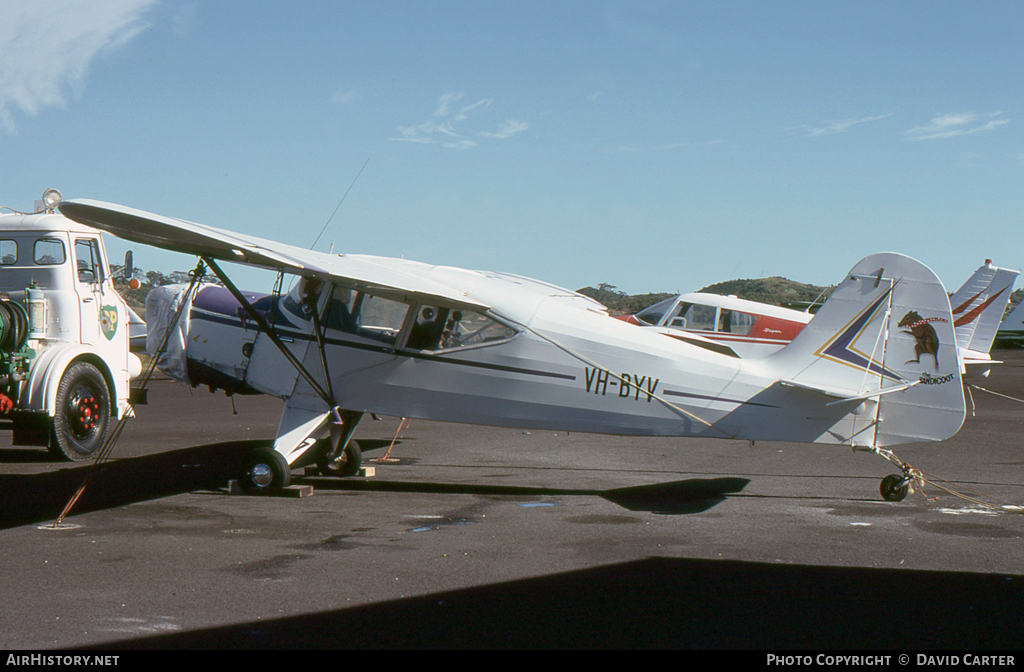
[769,253,965,448]
[949,260,1019,360]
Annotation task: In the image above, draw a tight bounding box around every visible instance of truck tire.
[49,362,111,462]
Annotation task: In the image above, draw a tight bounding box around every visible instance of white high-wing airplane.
[59,198,967,502]
[619,260,1017,377]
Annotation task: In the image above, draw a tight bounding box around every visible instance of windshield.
[635,297,676,326]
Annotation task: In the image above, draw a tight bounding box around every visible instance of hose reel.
[0,298,28,354]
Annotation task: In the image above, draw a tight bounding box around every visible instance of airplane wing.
[59,199,489,312]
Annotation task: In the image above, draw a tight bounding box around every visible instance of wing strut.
[204,258,362,468]
[203,257,332,405]
[304,282,364,468]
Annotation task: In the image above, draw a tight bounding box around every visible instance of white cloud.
[906,112,1009,141]
[434,92,464,117]
[479,119,529,139]
[0,0,158,133]
[392,93,527,149]
[329,89,362,106]
[455,98,492,121]
[172,2,198,38]
[791,114,892,138]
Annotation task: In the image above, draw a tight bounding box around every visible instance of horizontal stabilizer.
[779,378,919,406]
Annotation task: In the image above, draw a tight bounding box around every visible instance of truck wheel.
[49,362,111,462]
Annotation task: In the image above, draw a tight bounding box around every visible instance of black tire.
[238,448,291,494]
[316,438,362,478]
[880,474,909,502]
[49,362,111,462]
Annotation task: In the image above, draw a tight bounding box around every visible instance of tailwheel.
[238,447,291,494]
[880,473,910,502]
[316,438,362,478]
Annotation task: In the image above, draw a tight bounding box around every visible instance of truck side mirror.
[122,250,141,289]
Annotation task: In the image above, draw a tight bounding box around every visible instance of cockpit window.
[406,306,517,351]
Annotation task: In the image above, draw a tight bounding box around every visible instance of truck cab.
[0,190,141,460]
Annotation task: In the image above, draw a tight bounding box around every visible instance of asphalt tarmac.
[1,351,1023,650]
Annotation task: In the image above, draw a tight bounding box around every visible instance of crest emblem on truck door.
[100,305,119,340]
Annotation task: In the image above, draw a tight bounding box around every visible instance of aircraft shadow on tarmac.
[0,441,748,530]
[315,474,751,515]
[89,555,1023,650]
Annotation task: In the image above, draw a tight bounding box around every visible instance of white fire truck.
[0,189,142,460]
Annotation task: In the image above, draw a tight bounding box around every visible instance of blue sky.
[2,1,1022,295]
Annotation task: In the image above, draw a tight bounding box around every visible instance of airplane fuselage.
[171,255,960,451]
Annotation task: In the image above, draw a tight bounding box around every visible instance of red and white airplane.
[616,292,813,358]
[59,197,967,503]
[619,260,1017,377]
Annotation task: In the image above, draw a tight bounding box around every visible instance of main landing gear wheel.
[238,448,291,494]
[316,439,362,478]
[880,474,910,502]
[49,362,111,462]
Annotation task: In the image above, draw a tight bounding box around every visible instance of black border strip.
[191,310,576,381]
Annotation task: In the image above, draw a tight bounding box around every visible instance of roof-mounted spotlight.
[41,188,62,212]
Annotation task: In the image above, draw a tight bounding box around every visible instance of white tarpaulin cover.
[145,283,207,384]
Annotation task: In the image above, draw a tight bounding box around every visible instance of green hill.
[576,284,675,315]
[578,277,831,315]
[696,276,831,308]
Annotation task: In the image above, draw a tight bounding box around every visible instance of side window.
[0,240,16,265]
[324,290,408,345]
[324,288,358,332]
[667,302,692,328]
[356,295,408,344]
[721,310,756,335]
[74,239,103,284]
[33,239,66,265]
[405,306,518,351]
[406,305,450,350]
[438,310,517,350]
[679,304,716,331]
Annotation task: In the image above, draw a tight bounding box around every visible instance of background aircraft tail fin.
[949,260,1019,358]
[770,253,965,447]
